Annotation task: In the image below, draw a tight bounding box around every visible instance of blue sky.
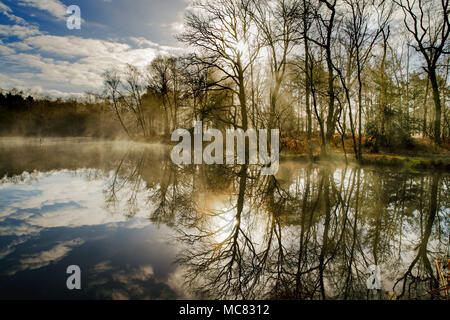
[0,0,189,97]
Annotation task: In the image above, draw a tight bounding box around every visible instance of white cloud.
[0,1,27,24]
[5,238,85,275]
[17,0,67,21]
[0,24,41,39]
[0,72,42,95]
[0,1,8,11]
[8,41,33,51]
[0,222,41,236]
[0,41,14,54]
[0,0,185,97]
[160,9,186,36]
[0,32,181,95]
[0,170,154,231]
[24,35,132,59]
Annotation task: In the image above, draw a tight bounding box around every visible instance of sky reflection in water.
[0,169,183,299]
[0,139,448,300]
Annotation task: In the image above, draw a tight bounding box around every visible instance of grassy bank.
[360,154,450,172]
[280,134,450,172]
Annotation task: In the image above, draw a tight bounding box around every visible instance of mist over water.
[0,138,448,300]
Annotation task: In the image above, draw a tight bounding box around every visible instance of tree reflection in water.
[103,150,448,300]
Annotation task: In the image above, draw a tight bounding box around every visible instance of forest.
[1,0,449,163]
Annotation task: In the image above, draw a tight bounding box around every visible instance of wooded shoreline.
[1,135,449,172]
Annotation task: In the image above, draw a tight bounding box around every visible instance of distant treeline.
[0,91,124,138]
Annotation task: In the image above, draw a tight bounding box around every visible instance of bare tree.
[342,0,389,160]
[178,0,262,131]
[103,65,149,139]
[309,0,339,155]
[394,0,450,144]
[123,64,148,137]
[103,69,132,139]
[147,56,183,135]
[250,0,300,129]
[302,0,315,160]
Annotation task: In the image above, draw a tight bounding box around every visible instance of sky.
[0,0,190,97]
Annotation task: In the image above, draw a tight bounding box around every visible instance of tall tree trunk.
[325,52,336,152]
[238,64,248,131]
[377,28,389,149]
[422,78,429,138]
[429,68,442,144]
[304,8,313,160]
[357,62,363,161]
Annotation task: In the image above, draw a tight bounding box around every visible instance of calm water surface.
[0,138,448,300]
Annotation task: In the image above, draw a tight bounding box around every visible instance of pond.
[0,138,448,300]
